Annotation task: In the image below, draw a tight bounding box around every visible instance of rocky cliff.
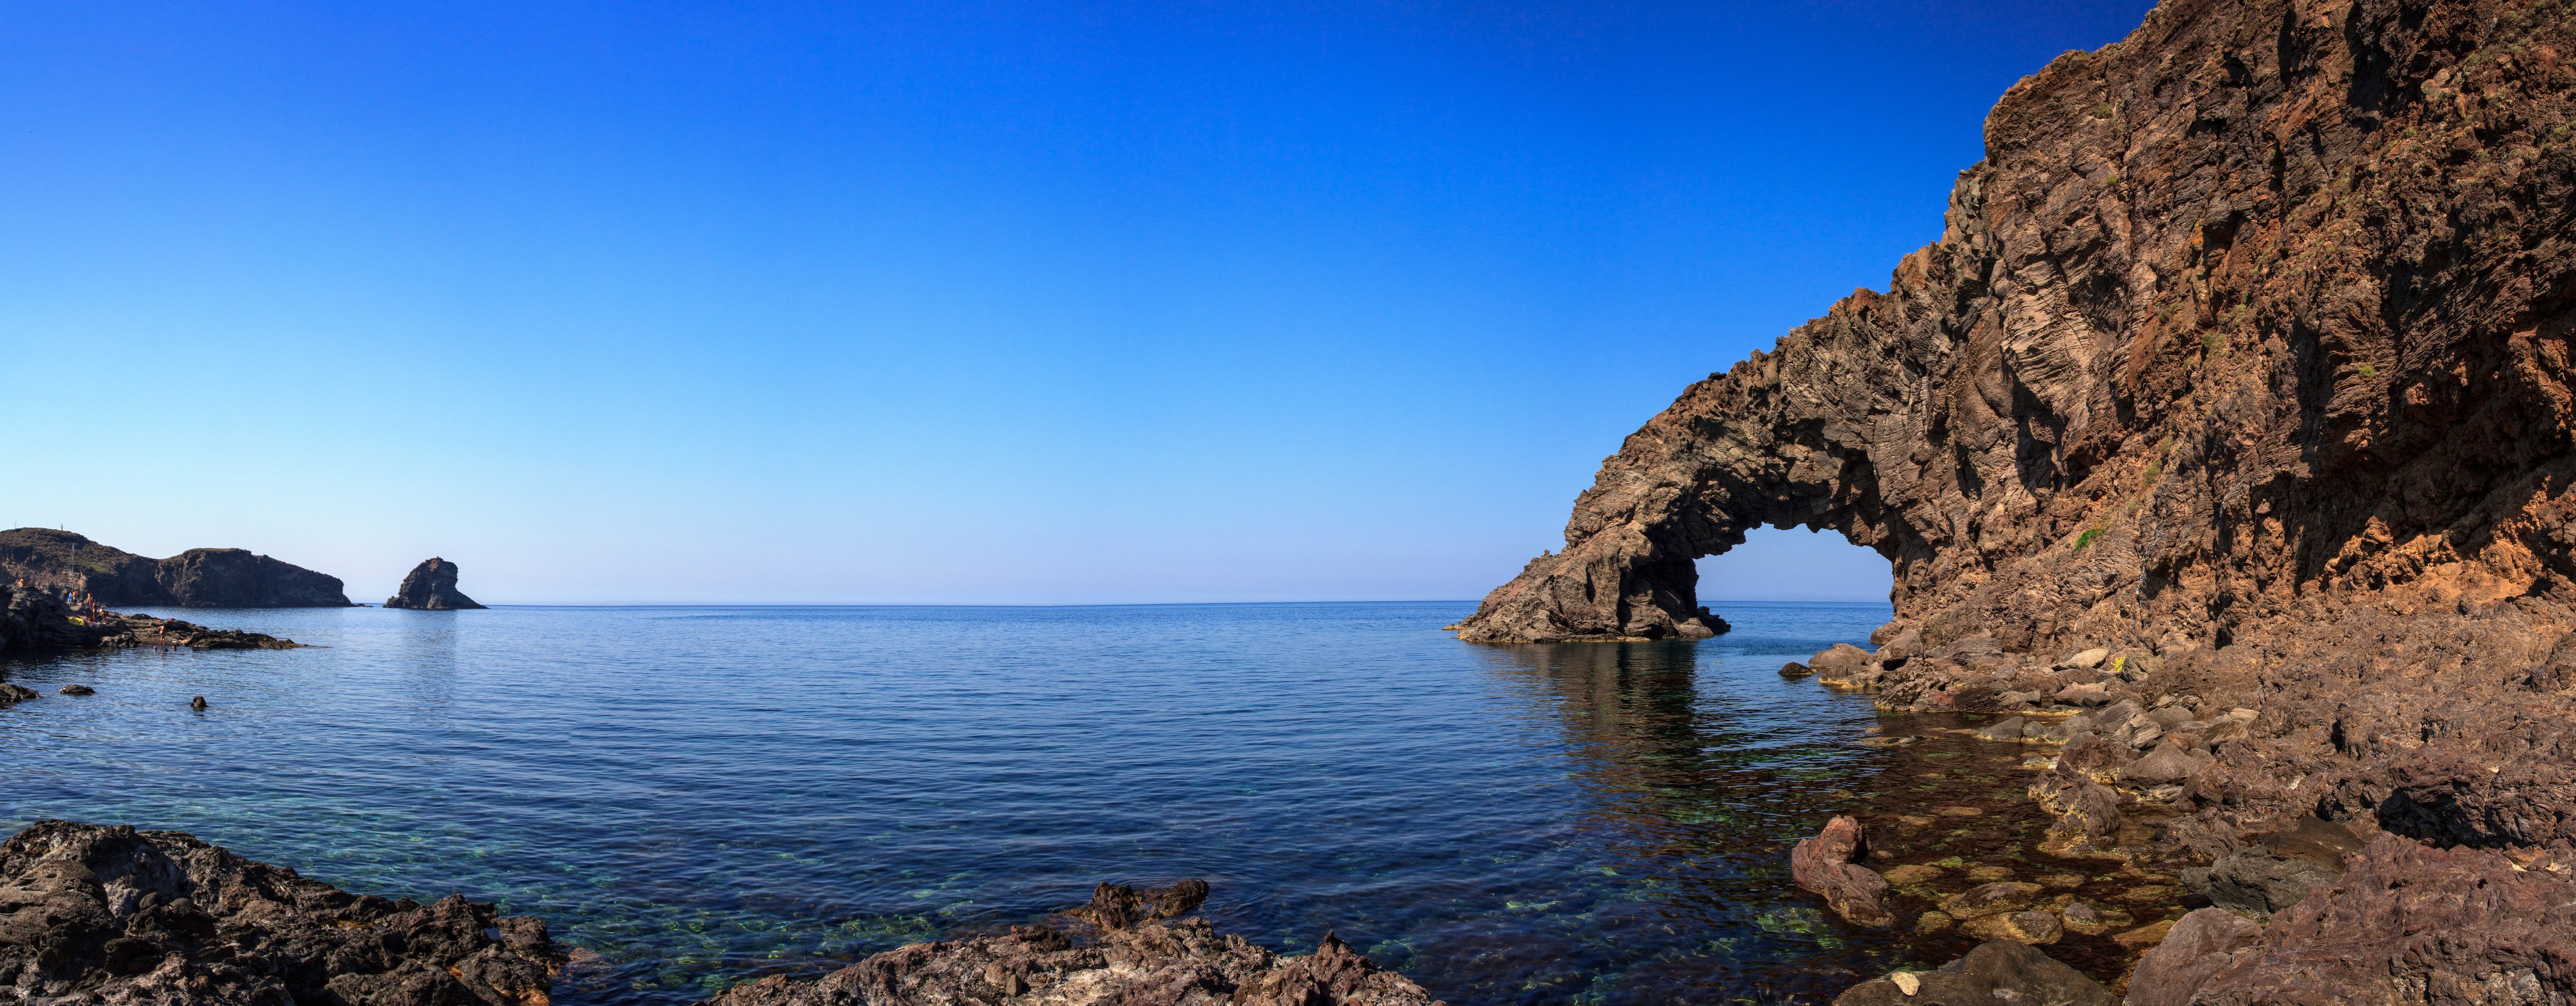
[384,557,486,610]
[1462,0,2576,649]
[1459,0,2576,998]
[0,529,352,607]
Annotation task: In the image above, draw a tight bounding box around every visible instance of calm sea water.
[0,601,1966,1005]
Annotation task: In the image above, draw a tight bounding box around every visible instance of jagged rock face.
[1459,0,2576,646]
[0,529,352,608]
[384,558,486,610]
[0,821,564,1006]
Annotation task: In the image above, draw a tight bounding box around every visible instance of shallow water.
[0,601,2116,1004]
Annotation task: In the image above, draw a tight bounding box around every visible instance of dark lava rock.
[0,683,36,707]
[697,881,1440,1006]
[0,529,352,607]
[1831,939,2113,1006]
[1778,661,1813,678]
[384,558,486,611]
[1789,815,1894,927]
[56,685,92,696]
[0,820,564,1006]
[189,696,207,711]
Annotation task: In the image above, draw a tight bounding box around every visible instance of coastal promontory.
[0,529,353,607]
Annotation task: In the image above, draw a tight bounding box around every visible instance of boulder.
[2123,907,2263,1006]
[56,685,92,696]
[2123,739,2204,785]
[384,558,488,611]
[1830,940,2112,1006]
[1974,717,2029,741]
[1808,643,1872,670]
[1937,882,2042,920]
[1789,815,1894,926]
[0,683,37,706]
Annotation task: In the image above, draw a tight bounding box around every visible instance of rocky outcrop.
[1455,0,2576,995]
[0,582,301,653]
[1456,0,2576,654]
[384,558,486,610]
[699,880,1440,1006]
[0,529,352,607]
[0,821,564,1006]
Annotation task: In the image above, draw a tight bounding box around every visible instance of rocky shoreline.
[0,822,1442,1006]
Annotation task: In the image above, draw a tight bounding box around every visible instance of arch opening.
[1693,527,1894,605]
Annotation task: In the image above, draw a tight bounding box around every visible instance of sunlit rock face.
[1458,0,2576,651]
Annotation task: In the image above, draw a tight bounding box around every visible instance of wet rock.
[702,922,1437,1006]
[1959,909,2061,945]
[2037,873,2086,889]
[1830,940,2111,1006]
[1790,815,1894,926]
[0,683,37,706]
[1965,866,2015,882]
[384,558,488,611]
[2113,919,2178,949]
[1778,661,1812,678]
[189,696,207,711]
[1913,911,1954,934]
[2057,901,2122,936]
[1809,643,1872,670]
[1073,879,1208,930]
[1881,864,1943,885]
[0,820,564,1006]
[1974,717,2028,741]
[1938,882,2041,920]
[2054,734,2132,781]
[2122,907,2262,1006]
[56,685,92,696]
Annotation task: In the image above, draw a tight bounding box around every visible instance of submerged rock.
[384,558,487,610]
[0,821,564,1006]
[698,881,1440,1006]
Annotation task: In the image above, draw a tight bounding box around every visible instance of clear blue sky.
[3,0,2153,605]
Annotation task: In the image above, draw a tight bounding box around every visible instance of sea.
[0,600,2064,1005]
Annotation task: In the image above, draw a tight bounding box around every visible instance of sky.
[2,0,2157,605]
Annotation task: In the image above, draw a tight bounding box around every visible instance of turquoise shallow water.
[2,601,1925,1005]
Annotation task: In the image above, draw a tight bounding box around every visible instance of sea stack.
[384,558,487,610]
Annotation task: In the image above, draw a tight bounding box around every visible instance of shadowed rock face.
[384,558,486,610]
[1458,0,2576,648]
[0,821,564,1006]
[0,529,352,608]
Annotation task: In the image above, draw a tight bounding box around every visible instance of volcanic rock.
[0,820,564,1006]
[56,685,92,696]
[0,683,36,707]
[1830,940,2111,1006]
[2123,907,2263,1006]
[384,558,487,611]
[1789,815,1894,926]
[697,881,1440,1006]
[0,529,352,607]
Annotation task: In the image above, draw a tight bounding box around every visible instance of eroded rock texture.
[699,882,1439,1006]
[383,559,485,611]
[1457,0,2576,651]
[0,821,564,1006]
